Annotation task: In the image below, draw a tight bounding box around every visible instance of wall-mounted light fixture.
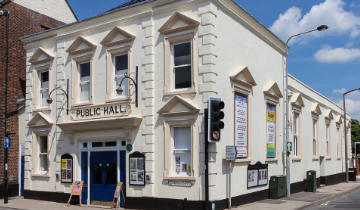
[47,79,70,114]
[117,66,138,107]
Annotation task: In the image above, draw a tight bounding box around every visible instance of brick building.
[0,0,77,197]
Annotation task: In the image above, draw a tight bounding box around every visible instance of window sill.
[292,157,302,162]
[33,107,51,112]
[265,158,278,163]
[31,173,50,178]
[234,158,251,163]
[105,97,131,104]
[326,157,332,160]
[312,157,319,161]
[164,89,196,97]
[337,157,341,160]
[163,176,195,181]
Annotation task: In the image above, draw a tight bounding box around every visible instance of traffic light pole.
[204,109,209,210]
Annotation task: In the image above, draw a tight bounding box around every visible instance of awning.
[58,116,142,133]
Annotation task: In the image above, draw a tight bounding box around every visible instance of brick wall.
[0,2,65,185]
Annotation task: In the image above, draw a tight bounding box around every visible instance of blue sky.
[68,0,360,120]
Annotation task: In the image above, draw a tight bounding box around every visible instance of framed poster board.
[61,154,73,183]
[234,93,248,158]
[129,151,145,186]
[247,162,268,188]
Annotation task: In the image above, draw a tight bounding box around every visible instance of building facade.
[21,0,351,209]
[0,0,76,198]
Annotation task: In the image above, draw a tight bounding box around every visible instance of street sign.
[4,137,10,148]
[286,141,292,152]
[226,146,237,161]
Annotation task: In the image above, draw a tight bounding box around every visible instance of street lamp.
[46,79,70,115]
[116,66,138,107]
[284,25,328,197]
[0,8,10,204]
[343,88,360,182]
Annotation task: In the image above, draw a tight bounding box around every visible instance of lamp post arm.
[344,88,360,96]
[48,79,70,114]
[285,29,318,47]
[118,66,139,107]
[119,74,137,89]
[49,86,68,99]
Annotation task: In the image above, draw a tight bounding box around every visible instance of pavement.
[0,199,119,210]
[236,178,360,210]
[0,179,359,210]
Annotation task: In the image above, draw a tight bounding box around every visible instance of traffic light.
[208,96,225,142]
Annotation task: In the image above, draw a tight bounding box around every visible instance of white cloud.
[314,46,360,63]
[270,0,360,44]
[333,88,347,94]
[336,89,360,120]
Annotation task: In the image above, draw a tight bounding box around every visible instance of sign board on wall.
[266,104,276,158]
[247,162,268,188]
[61,154,73,183]
[234,93,248,158]
[129,151,145,186]
[71,102,130,121]
[226,146,237,161]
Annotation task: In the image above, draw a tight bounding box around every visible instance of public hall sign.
[71,102,130,121]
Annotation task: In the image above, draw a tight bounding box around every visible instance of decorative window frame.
[291,108,302,161]
[263,81,282,162]
[312,115,319,160]
[163,32,196,96]
[32,64,52,112]
[31,129,51,178]
[336,124,341,159]
[71,54,94,107]
[325,109,333,160]
[29,48,54,112]
[159,11,199,96]
[105,46,132,103]
[101,27,135,103]
[264,101,279,163]
[230,67,256,163]
[325,119,331,160]
[163,119,196,183]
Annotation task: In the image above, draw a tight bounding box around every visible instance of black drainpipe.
[1,8,10,204]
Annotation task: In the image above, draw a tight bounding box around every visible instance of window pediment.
[101,27,135,47]
[290,92,304,107]
[158,96,200,116]
[263,81,283,99]
[159,12,200,35]
[29,48,54,65]
[311,102,322,116]
[28,112,53,128]
[230,66,256,88]
[325,109,334,120]
[67,36,97,55]
[335,115,342,124]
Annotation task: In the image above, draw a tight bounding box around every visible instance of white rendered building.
[21,0,351,209]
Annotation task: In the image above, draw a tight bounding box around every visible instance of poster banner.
[234,93,248,158]
[266,104,276,158]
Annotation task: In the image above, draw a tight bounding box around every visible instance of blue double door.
[81,151,126,207]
